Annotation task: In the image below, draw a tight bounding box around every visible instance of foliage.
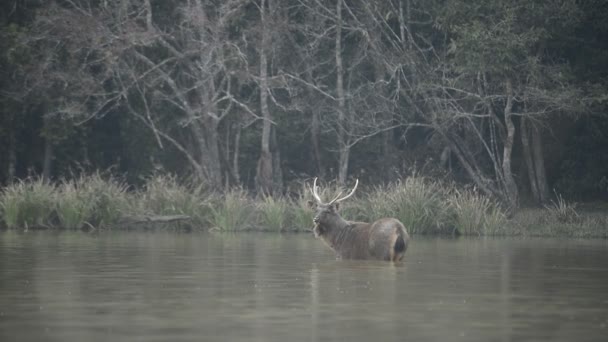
[544,191,580,224]
[207,189,252,232]
[361,177,451,235]
[55,179,95,229]
[290,200,313,233]
[448,189,507,235]
[0,178,55,229]
[135,174,208,227]
[75,174,129,227]
[0,0,607,217]
[509,208,607,238]
[257,194,289,232]
[0,175,606,238]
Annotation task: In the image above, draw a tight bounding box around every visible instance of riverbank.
[0,174,606,238]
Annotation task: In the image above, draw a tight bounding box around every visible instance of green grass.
[135,174,208,227]
[257,194,289,232]
[543,191,581,224]
[508,208,608,238]
[0,174,607,238]
[0,178,56,229]
[361,177,452,234]
[55,179,95,229]
[289,191,314,232]
[75,174,129,227]
[448,188,507,235]
[207,189,252,232]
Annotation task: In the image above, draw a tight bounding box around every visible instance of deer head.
[307,178,358,237]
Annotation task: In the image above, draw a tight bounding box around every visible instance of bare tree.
[254,0,284,194]
[27,0,253,190]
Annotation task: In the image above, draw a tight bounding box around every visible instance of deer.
[308,178,409,262]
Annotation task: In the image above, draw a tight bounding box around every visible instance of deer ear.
[333,203,340,211]
[307,200,316,209]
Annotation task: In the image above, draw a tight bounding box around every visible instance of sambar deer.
[308,178,409,261]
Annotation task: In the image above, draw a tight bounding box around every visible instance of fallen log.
[120,215,191,224]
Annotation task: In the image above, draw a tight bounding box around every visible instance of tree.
[26,0,256,190]
[420,0,586,210]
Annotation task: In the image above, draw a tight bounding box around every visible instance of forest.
[1,0,608,214]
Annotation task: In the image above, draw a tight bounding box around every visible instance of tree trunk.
[41,116,53,183]
[381,130,394,180]
[42,136,53,183]
[522,117,549,204]
[188,115,222,190]
[531,125,549,203]
[233,123,241,185]
[255,0,278,194]
[7,123,17,183]
[335,0,349,185]
[271,125,283,191]
[439,146,451,172]
[501,79,519,211]
[203,117,223,188]
[311,105,324,178]
[521,117,540,202]
[306,63,324,178]
[442,133,500,199]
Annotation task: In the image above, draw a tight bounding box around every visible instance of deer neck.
[320,215,351,250]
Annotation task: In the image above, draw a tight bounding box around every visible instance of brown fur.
[310,202,409,261]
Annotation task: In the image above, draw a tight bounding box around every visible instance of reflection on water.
[0,231,607,341]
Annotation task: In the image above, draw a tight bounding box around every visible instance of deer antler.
[328,190,344,204]
[311,178,323,203]
[312,178,359,205]
[329,179,359,204]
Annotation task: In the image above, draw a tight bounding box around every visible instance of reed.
[448,188,506,235]
[136,174,208,227]
[78,174,129,227]
[363,177,451,234]
[55,180,95,229]
[544,191,580,224]
[0,178,56,229]
[207,189,252,231]
[257,194,289,232]
[1,174,604,237]
[290,193,314,232]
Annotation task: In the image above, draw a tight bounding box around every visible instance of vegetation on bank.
[2,0,608,212]
[1,175,606,238]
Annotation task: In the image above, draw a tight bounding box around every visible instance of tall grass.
[55,174,129,229]
[135,174,208,227]
[290,192,314,232]
[55,180,95,229]
[448,189,507,235]
[207,189,252,231]
[0,178,55,229]
[257,195,289,232]
[2,174,598,237]
[362,177,451,234]
[544,191,580,223]
[76,174,129,227]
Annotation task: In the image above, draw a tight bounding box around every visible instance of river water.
[0,231,607,341]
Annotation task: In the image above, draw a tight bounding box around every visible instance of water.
[0,231,607,342]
